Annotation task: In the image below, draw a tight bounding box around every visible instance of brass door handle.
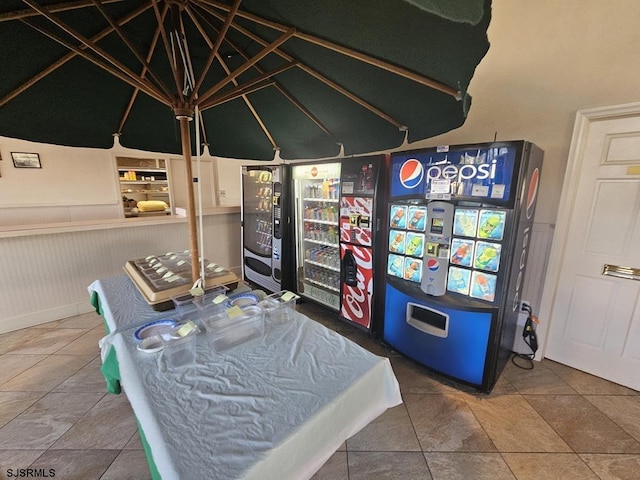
[602,264,640,281]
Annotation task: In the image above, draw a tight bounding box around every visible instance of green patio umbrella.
[0,0,491,281]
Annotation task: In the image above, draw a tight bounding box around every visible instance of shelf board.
[304,238,338,247]
[118,167,166,173]
[305,259,340,272]
[303,218,338,226]
[120,180,167,184]
[303,197,339,203]
[304,278,339,292]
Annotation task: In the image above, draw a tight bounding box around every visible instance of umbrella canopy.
[0,0,491,280]
[0,0,490,159]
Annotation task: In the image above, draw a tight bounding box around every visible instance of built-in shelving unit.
[117,157,171,218]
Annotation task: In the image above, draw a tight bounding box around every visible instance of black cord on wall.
[512,303,539,370]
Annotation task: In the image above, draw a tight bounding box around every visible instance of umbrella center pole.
[175,109,200,283]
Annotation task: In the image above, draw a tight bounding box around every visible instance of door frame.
[538,101,640,361]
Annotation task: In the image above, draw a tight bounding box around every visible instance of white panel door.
[543,104,640,390]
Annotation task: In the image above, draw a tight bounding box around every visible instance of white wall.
[0,137,122,225]
[411,0,640,226]
[0,138,118,206]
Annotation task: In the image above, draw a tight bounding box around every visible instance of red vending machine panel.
[340,197,374,328]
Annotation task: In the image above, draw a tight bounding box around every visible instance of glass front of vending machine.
[292,162,342,310]
[382,141,543,392]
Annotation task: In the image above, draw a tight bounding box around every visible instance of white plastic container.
[172,286,227,322]
[192,287,230,319]
[258,291,299,324]
[202,305,265,351]
[162,333,196,367]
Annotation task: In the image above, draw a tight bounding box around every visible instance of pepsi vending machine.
[382,141,543,392]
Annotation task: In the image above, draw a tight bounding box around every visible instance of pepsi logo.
[426,258,439,272]
[526,168,540,219]
[399,158,424,189]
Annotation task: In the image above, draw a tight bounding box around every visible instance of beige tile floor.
[0,301,639,480]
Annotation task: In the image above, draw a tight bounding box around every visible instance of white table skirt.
[89,275,402,480]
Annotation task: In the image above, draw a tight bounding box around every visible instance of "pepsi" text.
[426,159,497,183]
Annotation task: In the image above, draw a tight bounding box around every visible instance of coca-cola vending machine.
[338,155,389,333]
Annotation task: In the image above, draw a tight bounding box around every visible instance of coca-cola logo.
[339,197,373,246]
[354,228,372,245]
[341,246,373,327]
[351,197,373,215]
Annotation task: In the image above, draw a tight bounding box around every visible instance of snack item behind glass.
[403,258,422,283]
[407,206,427,231]
[389,205,408,228]
[387,254,404,278]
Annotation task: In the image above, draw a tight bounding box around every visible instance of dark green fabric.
[100,347,122,395]
[136,417,162,480]
[0,0,491,160]
[90,290,103,317]
[90,291,122,395]
[90,292,158,477]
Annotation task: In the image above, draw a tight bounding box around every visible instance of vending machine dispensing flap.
[342,249,358,287]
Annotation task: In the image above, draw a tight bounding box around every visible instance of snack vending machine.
[291,156,388,332]
[382,141,543,392]
[241,165,291,293]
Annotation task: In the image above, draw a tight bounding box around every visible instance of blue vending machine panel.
[383,141,543,392]
[384,282,495,386]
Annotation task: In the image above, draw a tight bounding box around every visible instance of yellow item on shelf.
[137,200,169,212]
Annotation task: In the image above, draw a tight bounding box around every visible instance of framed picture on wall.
[11,152,41,168]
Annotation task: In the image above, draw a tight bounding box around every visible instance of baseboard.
[0,301,95,334]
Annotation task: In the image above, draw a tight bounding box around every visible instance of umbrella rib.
[0,0,122,22]
[1,1,152,108]
[212,57,277,148]
[272,83,336,139]
[199,0,460,99]
[200,61,298,109]
[151,0,186,105]
[117,4,169,135]
[188,4,337,141]
[21,0,168,105]
[189,0,242,104]
[196,27,296,106]
[90,0,174,101]
[197,109,209,147]
[200,80,275,110]
[20,17,170,107]
[197,2,403,129]
[300,65,404,129]
[186,6,278,150]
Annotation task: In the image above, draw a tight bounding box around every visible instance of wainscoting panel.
[0,214,241,333]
